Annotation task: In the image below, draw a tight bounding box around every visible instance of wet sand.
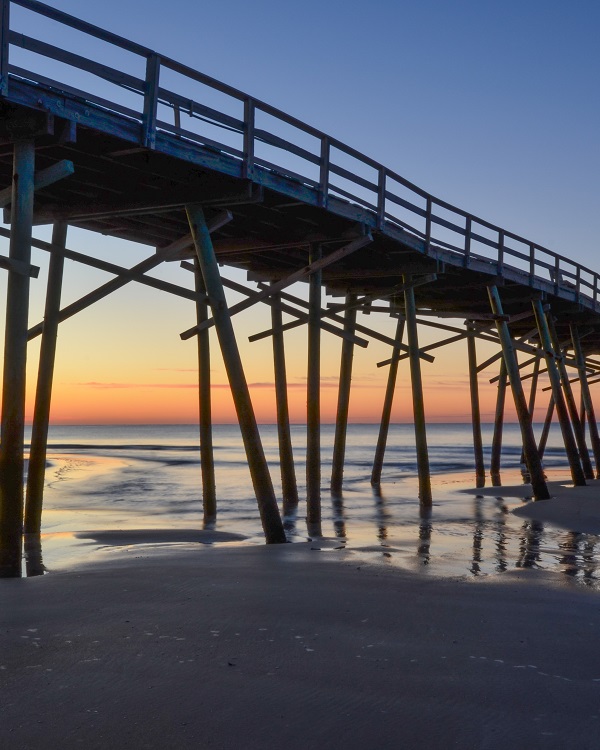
[463,478,600,535]
[3,540,600,749]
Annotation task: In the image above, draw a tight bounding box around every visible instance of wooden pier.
[1,0,600,575]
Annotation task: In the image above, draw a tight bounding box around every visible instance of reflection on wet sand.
[371,485,391,544]
[23,534,45,577]
[330,492,346,540]
[9,478,600,587]
[417,509,432,566]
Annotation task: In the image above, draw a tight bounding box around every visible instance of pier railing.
[1,0,597,309]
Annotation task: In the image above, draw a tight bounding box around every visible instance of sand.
[3,538,600,749]
[463,477,600,535]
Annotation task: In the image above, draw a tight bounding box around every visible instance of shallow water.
[22,423,600,586]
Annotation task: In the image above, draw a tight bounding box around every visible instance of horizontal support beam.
[212,271,369,348]
[180,233,372,340]
[26,211,232,340]
[377,331,467,367]
[0,250,39,277]
[251,283,435,362]
[26,184,263,224]
[0,159,74,209]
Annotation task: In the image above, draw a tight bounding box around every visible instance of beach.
[3,537,600,749]
[3,424,600,747]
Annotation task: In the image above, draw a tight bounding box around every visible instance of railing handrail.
[2,0,598,310]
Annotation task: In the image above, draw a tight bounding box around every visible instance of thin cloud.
[75,380,383,390]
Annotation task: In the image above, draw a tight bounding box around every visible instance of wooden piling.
[24,221,68,534]
[538,397,554,459]
[490,359,507,485]
[467,321,485,487]
[571,324,600,476]
[270,290,299,515]
[0,139,35,576]
[532,298,586,486]
[404,275,431,506]
[331,292,357,493]
[306,243,322,535]
[520,346,541,466]
[546,312,594,479]
[488,287,549,500]
[194,259,216,523]
[371,317,405,485]
[185,204,286,544]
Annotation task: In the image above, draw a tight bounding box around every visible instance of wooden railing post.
[497,230,504,276]
[0,0,9,96]
[529,244,535,283]
[464,216,471,266]
[425,197,432,254]
[377,167,386,229]
[319,136,329,208]
[243,98,255,179]
[142,52,160,149]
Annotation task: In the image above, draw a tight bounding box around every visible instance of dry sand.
[3,537,600,749]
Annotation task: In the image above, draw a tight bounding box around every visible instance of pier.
[1,0,600,575]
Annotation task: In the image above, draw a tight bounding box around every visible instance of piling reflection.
[330,491,346,540]
[417,506,432,565]
[516,520,544,568]
[493,498,509,573]
[470,496,484,575]
[371,485,390,543]
[7,482,600,587]
[24,534,45,577]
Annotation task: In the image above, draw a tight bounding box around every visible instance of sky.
[1,0,598,424]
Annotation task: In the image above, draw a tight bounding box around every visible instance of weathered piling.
[270,290,299,515]
[306,243,322,535]
[538,397,555,459]
[532,298,586,486]
[24,220,68,534]
[520,346,541,465]
[467,321,485,487]
[0,139,35,576]
[186,204,286,544]
[490,359,507,485]
[331,292,357,493]
[571,324,600,475]
[371,317,405,485]
[488,286,549,499]
[546,312,594,479]
[194,259,216,523]
[404,275,431,505]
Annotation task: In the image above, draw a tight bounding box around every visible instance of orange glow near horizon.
[6,227,572,427]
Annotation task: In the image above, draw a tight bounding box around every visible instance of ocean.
[24,422,600,585]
